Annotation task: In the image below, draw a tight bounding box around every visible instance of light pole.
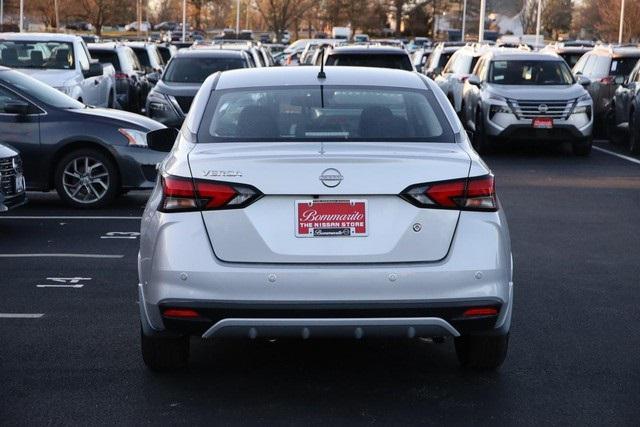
[236,0,241,38]
[618,0,626,44]
[461,0,467,42]
[478,0,485,42]
[182,0,187,42]
[19,0,24,32]
[535,0,542,49]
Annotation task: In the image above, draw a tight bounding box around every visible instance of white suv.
[435,43,491,113]
[139,66,513,371]
[461,50,593,155]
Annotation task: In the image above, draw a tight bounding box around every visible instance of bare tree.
[255,0,314,41]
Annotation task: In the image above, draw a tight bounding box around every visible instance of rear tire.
[629,111,640,155]
[455,333,509,370]
[141,328,190,371]
[572,137,592,157]
[472,110,493,155]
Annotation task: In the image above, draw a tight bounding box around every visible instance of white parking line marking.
[101,231,140,239]
[593,146,640,165]
[0,216,142,220]
[0,313,44,318]
[46,277,91,283]
[0,253,124,259]
[37,284,84,288]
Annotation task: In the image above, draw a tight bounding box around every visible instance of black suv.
[88,43,149,113]
[146,48,252,127]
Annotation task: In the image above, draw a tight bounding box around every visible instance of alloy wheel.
[62,156,110,204]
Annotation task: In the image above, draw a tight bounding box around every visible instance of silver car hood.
[487,84,586,100]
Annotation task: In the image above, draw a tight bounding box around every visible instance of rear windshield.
[89,50,120,71]
[610,56,640,77]
[163,57,246,83]
[197,85,451,143]
[132,47,150,68]
[488,60,574,85]
[326,54,413,71]
[158,47,172,63]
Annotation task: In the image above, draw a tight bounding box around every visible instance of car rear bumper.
[138,208,514,338]
[145,298,504,339]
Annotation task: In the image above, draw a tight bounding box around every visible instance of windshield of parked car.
[163,56,246,83]
[198,85,451,143]
[326,54,413,71]
[488,60,574,85]
[0,40,75,69]
[0,69,85,109]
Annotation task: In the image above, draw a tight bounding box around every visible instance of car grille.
[509,99,574,120]
[172,96,194,114]
[0,155,22,197]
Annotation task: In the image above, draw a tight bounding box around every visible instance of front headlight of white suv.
[572,94,592,116]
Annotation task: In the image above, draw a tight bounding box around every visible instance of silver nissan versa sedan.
[138,66,513,371]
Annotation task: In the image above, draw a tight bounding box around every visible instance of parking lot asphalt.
[1,142,639,425]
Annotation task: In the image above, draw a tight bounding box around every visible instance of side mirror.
[147,127,179,152]
[4,100,31,115]
[577,75,591,87]
[614,75,625,85]
[468,75,481,87]
[83,62,103,78]
[146,72,160,84]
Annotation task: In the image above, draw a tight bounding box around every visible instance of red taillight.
[425,180,466,208]
[163,308,200,318]
[115,72,128,80]
[402,175,497,211]
[463,307,498,317]
[599,76,614,85]
[194,181,238,210]
[159,175,261,212]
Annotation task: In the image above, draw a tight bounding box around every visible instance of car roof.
[174,49,244,58]
[328,45,408,55]
[591,45,640,57]
[215,66,426,90]
[0,32,81,42]
[485,50,563,61]
[125,42,155,48]
[87,42,130,51]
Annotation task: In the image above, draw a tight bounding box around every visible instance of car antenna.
[317,47,326,79]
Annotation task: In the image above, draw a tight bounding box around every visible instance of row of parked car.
[0,33,283,211]
[417,41,640,154]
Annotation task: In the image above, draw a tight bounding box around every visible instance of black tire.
[604,107,616,141]
[141,328,190,371]
[572,137,593,156]
[108,90,115,109]
[455,333,509,370]
[629,110,640,155]
[472,110,493,155]
[54,148,119,208]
